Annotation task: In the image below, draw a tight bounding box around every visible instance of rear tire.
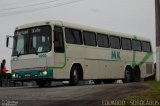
[69,66,79,86]
[133,67,141,82]
[123,67,132,83]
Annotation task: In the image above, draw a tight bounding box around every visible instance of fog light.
[43,71,47,75]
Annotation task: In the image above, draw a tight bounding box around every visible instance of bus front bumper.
[11,68,53,81]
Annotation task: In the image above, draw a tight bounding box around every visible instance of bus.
[6,20,154,87]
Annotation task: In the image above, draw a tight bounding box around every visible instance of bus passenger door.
[53,26,65,67]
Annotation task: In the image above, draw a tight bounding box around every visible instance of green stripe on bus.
[132,35,152,68]
[132,36,137,68]
[137,52,152,67]
[132,51,136,67]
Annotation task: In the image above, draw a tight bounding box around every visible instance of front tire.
[93,80,102,84]
[36,79,47,87]
[69,66,79,86]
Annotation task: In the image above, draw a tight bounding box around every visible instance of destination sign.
[31,28,41,34]
[15,30,29,35]
[15,26,50,36]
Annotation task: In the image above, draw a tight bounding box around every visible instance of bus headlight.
[12,73,19,78]
[12,73,16,78]
[43,71,47,75]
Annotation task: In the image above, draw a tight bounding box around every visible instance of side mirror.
[6,35,13,49]
[6,36,9,47]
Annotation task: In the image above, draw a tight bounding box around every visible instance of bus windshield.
[12,25,52,56]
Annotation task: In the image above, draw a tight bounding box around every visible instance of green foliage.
[124,81,160,105]
[147,81,160,92]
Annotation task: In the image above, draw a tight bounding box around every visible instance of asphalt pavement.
[0,82,148,106]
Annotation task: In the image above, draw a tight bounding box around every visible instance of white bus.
[6,20,154,87]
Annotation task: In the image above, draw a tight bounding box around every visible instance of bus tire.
[93,80,102,84]
[69,66,79,86]
[123,67,132,83]
[133,67,141,82]
[36,79,47,87]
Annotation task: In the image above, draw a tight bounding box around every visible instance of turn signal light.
[44,66,48,70]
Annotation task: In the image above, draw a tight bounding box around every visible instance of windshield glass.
[12,25,52,56]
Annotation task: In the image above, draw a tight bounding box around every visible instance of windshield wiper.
[17,40,27,57]
[17,46,24,57]
[17,47,38,57]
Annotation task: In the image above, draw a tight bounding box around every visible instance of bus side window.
[121,38,132,50]
[132,39,142,51]
[109,36,121,49]
[97,33,109,48]
[83,31,97,46]
[142,41,151,52]
[54,26,64,53]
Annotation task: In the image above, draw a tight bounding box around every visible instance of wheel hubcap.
[74,70,78,81]
[125,70,130,81]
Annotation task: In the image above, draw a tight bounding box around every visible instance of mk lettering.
[112,51,121,59]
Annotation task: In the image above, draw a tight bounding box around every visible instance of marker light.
[44,66,48,70]
[12,70,15,73]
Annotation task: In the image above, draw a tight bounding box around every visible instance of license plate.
[25,74,31,77]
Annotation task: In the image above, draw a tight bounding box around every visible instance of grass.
[124,81,160,105]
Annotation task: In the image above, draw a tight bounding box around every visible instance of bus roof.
[16,20,151,42]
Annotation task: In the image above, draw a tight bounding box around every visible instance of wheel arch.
[124,65,133,78]
[124,65,133,73]
[123,65,133,83]
[69,63,84,80]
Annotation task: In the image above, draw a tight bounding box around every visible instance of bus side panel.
[53,44,85,79]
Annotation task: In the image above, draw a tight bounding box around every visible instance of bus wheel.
[93,80,102,84]
[69,66,79,86]
[36,79,47,87]
[103,79,115,84]
[123,67,131,83]
[133,67,141,82]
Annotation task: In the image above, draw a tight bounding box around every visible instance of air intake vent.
[146,63,152,74]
